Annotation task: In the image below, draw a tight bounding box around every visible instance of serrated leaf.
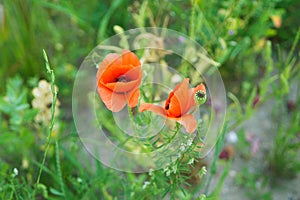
[0,99,10,113]
[16,104,29,111]
[15,89,27,104]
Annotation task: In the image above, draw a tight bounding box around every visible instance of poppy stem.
[128,106,137,135]
[190,106,198,115]
[167,123,181,144]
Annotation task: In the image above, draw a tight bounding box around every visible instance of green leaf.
[0,133,15,145]
[0,99,10,113]
[16,104,29,111]
[97,0,124,42]
[162,186,171,198]
[227,92,243,115]
[23,109,38,122]
[245,87,257,114]
[49,187,65,196]
[207,161,232,200]
[279,73,289,94]
[20,129,35,147]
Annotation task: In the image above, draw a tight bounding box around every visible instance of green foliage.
[0,76,37,130]
[267,30,300,178]
[0,0,59,89]
[0,0,299,199]
[236,168,272,200]
[0,76,37,169]
[234,129,251,159]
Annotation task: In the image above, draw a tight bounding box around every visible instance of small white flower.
[187,139,193,146]
[199,166,207,177]
[12,168,18,177]
[142,181,150,190]
[148,168,153,176]
[166,170,171,177]
[179,145,185,152]
[227,131,238,143]
[163,167,168,172]
[77,177,82,183]
[188,158,194,165]
[172,165,177,174]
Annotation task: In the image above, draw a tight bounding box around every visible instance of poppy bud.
[219,145,235,160]
[252,95,260,108]
[252,86,260,108]
[194,89,206,105]
[286,100,295,112]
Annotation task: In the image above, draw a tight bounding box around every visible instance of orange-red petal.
[139,79,201,133]
[139,103,167,117]
[97,53,121,80]
[98,83,127,112]
[165,78,189,117]
[96,51,142,112]
[127,88,140,108]
[122,50,141,67]
[174,114,197,133]
[104,67,142,93]
[193,83,206,94]
[110,93,127,112]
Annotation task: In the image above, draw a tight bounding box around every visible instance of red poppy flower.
[139,78,206,133]
[96,50,142,112]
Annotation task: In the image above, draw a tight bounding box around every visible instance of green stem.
[168,123,181,144]
[55,140,65,197]
[285,28,300,66]
[189,0,196,40]
[33,50,58,199]
[127,106,136,135]
[10,178,19,200]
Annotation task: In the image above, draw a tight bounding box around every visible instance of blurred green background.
[0,0,299,199]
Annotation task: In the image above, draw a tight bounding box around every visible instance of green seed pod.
[194,89,206,105]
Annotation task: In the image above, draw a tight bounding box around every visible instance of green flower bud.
[194,89,206,105]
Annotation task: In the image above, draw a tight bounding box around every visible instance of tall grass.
[33,50,62,198]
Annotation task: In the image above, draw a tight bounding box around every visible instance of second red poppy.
[96,50,142,112]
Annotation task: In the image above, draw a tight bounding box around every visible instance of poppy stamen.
[194,90,206,105]
[196,91,205,99]
[165,104,170,110]
[117,75,128,82]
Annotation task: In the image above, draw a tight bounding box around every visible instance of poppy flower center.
[195,91,205,99]
[116,75,128,82]
[165,103,170,110]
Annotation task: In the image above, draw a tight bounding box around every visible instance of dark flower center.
[116,75,128,82]
[196,91,205,99]
[165,103,170,110]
